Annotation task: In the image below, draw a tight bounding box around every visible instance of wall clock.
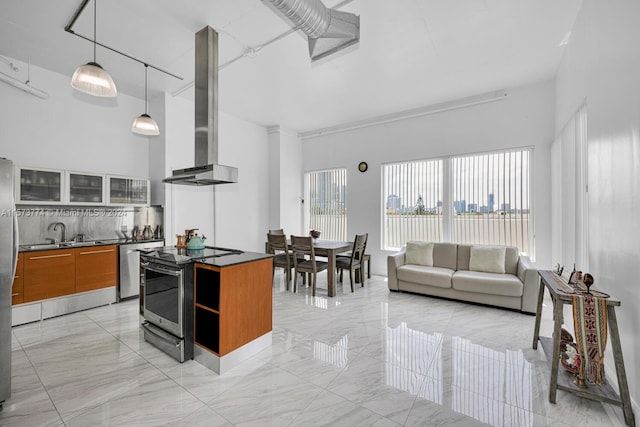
[358,162,368,173]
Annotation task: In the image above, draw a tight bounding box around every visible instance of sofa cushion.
[397,265,453,289]
[468,246,506,274]
[458,244,519,274]
[405,241,434,266]
[432,243,458,270]
[452,270,523,297]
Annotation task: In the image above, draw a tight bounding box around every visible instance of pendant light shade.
[70,0,117,97]
[132,64,159,136]
[132,113,160,136]
[71,61,117,97]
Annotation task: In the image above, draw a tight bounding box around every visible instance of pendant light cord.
[93,0,97,62]
[144,64,148,114]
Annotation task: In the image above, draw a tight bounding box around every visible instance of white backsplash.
[16,206,163,245]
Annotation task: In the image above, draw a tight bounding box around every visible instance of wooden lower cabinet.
[194,258,272,356]
[21,244,118,303]
[12,253,24,305]
[23,249,75,302]
[75,245,117,292]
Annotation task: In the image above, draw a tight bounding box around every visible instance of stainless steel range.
[140,246,243,362]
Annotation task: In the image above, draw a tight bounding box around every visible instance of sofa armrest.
[517,255,540,313]
[387,247,407,291]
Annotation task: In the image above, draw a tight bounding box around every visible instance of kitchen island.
[192,252,273,374]
[139,246,273,372]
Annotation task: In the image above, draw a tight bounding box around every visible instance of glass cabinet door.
[16,167,64,204]
[108,176,149,206]
[67,172,105,205]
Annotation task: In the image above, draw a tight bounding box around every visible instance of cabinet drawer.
[24,249,75,302]
[75,245,117,292]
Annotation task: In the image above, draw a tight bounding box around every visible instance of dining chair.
[267,232,294,289]
[336,233,368,292]
[290,235,328,296]
[269,228,284,235]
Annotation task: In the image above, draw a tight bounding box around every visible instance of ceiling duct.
[263,0,360,61]
[163,27,238,186]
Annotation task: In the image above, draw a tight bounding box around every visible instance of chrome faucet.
[48,222,66,243]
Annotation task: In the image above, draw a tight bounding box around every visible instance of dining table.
[265,239,352,297]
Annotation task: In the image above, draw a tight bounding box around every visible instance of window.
[383,159,443,249]
[305,168,347,241]
[452,150,531,251]
[383,148,532,255]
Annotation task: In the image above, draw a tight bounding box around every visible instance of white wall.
[148,93,167,206]
[0,57,149,178]
[279,128,304,234]
[555,0,640,414]
[302,81,555,275]
[162,92,270,253]
[215,111,270,252]
[267,126,303,234]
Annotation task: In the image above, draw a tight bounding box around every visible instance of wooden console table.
[532,270,635,427]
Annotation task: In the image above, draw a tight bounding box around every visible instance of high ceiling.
[0,0,582,133]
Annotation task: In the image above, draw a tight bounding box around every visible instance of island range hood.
[164,26,238,186]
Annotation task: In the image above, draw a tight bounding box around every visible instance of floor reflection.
[303,294,342,309]
[382,305,535,426]
[313,334,349,368]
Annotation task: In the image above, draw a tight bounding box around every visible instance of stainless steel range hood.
[164,27,238,186]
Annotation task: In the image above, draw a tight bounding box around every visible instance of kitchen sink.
[21,243,61,250]
[59,241,101,247]
[21,240,105,250]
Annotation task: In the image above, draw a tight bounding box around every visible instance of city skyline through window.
[305,168,347,241]
[383,148,532,255]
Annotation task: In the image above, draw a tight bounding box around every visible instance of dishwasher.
[118,240,164,302]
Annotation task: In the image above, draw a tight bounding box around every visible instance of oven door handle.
[141,263,182,277]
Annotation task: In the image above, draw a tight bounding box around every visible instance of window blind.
[383,159,444,249]
[382,148,532,255]
[551,103,588,269]
[305,168,347,241]
[451,149,531,254]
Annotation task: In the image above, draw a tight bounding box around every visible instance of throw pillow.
[469,246,506,274]
[405,241,434,266]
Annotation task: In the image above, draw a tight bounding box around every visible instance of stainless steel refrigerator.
[0,158,18,410]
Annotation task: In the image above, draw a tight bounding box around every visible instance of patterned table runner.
[572,293,608,385]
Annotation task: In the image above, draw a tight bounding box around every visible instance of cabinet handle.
[79,249,115,255]
[30,253,72,260]
[12,293,19,297]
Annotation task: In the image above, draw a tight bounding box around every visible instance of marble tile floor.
[1,273,627,426]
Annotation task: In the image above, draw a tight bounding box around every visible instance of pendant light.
[132,64,159,136]
[70,0,117,97]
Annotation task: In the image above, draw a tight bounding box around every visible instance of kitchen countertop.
[195,251,273,268]
[19,238,164,252]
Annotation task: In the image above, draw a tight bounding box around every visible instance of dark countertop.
[19,238,164,252]
[195,251,273,268]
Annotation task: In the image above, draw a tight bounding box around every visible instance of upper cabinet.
[107,175,150,206]
[16,167,65,205]
[67,171,106,206]
[15,166,150,207]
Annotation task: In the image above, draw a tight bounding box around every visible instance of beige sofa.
[387,242,539,314]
